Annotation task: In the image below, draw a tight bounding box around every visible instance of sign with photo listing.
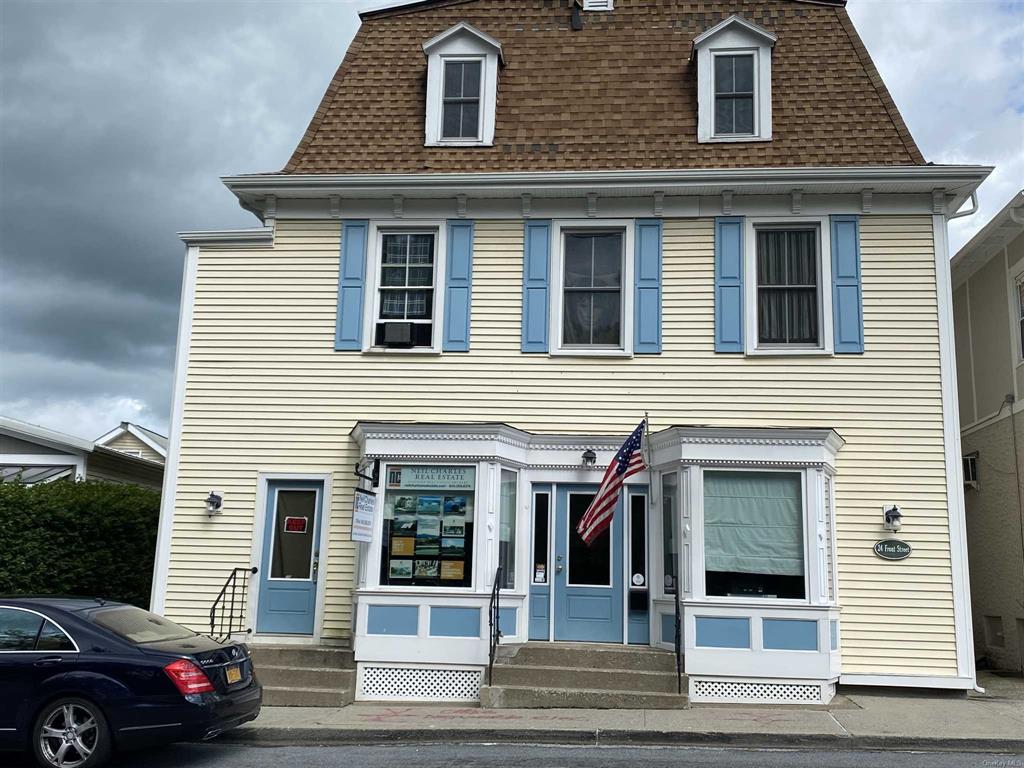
[351,488,376,543]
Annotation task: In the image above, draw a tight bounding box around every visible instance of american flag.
[576,420,646,546]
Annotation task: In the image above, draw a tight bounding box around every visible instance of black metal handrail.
[209,567,257,641]
[673,594,683,695]
[487,566,503,686]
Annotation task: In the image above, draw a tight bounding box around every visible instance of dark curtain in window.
[757,229,819,345]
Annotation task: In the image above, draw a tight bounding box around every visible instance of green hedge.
[0,480,160,607]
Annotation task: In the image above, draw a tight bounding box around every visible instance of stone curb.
[221,727,1024,754]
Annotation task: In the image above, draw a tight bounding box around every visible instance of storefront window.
[498,469,517,589]
[379,465,475,588]
[703,470,805,599]
[661,472,678,595]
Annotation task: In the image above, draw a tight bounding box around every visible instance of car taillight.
[164,658,215,695]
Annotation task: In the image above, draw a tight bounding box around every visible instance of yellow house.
[152,0,990,707]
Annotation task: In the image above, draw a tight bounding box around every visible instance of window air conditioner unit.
[382,322,414,348]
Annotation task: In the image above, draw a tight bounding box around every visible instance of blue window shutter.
[522,220,551,353]
[335,220,369,351]
[831,215,864,354]
[443,221,474,352]
[634,219,663,354]
[714,216,745,353]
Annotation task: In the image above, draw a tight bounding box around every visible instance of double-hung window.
[1016,275,1024,360]
[375,232,436,349]
[441,59,482,141]
[714,53,755,136]
[756,227,821,347]
[562,231,625,348]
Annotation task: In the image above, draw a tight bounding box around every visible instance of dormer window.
[442,60,482,140]
[693,15,776,143]
[423,22,503,147]
[714,54,755,136]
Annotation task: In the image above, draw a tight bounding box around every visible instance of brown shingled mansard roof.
[283,0,925,175]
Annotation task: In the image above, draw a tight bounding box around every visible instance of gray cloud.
[1,0,1020,441]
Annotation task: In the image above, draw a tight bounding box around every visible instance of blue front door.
[553,485,623,642]
[256,481,324,635]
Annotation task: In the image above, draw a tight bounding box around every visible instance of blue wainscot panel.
[430,606,481,638]
[529,588,549,640]
[695,617,750,649]
[499,607,517,637]
[661,613,675,644]
[628,611,650,645]
[763,618,818,651]
[367,605,418,636]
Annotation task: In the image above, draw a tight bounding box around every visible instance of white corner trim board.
[150,245,199,613]
[932,214,976,685]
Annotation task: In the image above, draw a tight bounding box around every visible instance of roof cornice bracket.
[932,188,947,215]
[393,194,405,218]
[521,193,532,218]
[587,192,598,218]
[722,190,734,215]
[861,188,873,214]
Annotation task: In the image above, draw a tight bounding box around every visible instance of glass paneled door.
[553,485,624,642]
[256,481,324,635]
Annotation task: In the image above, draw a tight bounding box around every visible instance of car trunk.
[141,636,254,694]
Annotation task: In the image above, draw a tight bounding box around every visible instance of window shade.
[703,471,803,577]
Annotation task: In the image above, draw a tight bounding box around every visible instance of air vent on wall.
[583,0,614,9]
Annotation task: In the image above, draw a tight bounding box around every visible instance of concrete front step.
[262,685,355,708]
[256,664,356,690]
[480,684,688,710]
[490,663,681,694]
[248,645,354,670]
[496,643,678,673]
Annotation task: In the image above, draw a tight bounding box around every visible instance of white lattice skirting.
[690,677,836,705]
[357,664,483,702]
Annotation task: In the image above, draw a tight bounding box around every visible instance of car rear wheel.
[32,698,112,768]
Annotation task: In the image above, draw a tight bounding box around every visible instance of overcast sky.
[1,0,1022,441]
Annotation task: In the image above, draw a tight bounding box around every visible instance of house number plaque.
[873,539,912,561]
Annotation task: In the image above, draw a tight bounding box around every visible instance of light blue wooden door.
[553,485,623,642]
[256,481,324,635]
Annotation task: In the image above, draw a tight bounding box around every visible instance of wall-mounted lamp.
[883,504,902,532]
[205,491,223,517]
[581,449,597,468]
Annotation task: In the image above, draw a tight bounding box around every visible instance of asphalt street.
[3,743,1022,768]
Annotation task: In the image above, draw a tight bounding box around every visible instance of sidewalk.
[227,671,1024,753]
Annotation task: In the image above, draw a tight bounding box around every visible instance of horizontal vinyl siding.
[103,432,165,463]
[86,451,164,490]
[166,216,956,676]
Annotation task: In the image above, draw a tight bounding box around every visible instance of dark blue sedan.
[0,597,261,767]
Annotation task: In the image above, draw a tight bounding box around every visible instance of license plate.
[226,664,242,684]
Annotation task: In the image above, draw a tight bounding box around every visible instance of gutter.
[223,165,992,195]
[222,165,992,221]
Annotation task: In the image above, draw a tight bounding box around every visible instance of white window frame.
[423,24,500,147]
[1011,260,1024,365]
[362,221,448,354]
[549,219,635,357]
[696,466,813,606]
[694,16,774,144]
[744,215,834,356]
